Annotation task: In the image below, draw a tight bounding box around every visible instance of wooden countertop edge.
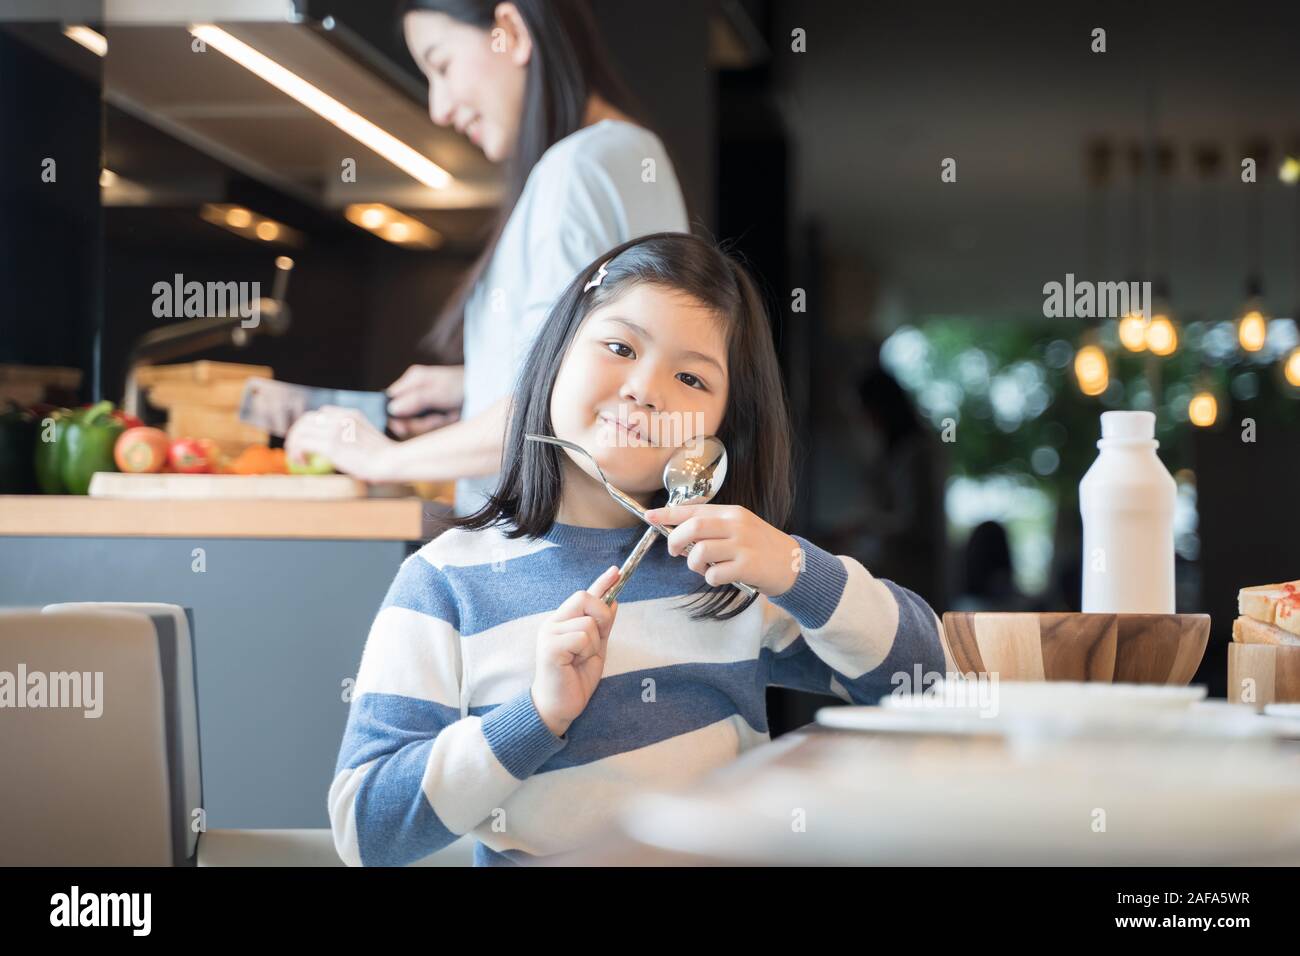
[0,496,449,541]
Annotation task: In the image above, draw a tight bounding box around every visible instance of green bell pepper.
[34,408,70,494]
[59,400,125,495]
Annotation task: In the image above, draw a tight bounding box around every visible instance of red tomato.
[196,438,225,472]
[168,437,212,474]
[110,409,144,430]
[114,427,171,473]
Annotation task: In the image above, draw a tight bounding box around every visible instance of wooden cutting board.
[88,472,367,499]
[133,361,272,386]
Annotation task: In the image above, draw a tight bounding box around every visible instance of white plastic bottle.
[1079,410,1176,613]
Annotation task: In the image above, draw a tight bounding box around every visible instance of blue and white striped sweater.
[328,520,950,866]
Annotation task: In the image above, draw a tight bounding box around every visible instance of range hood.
[98,0,500,213]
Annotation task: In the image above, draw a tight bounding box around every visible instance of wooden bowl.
[941,612,1210,684]
[1227,642,1300,709]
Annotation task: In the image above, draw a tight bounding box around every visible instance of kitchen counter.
[0,494,446,539]
[0,493,453,830]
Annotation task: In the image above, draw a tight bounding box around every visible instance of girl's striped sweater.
[329,520,950,865]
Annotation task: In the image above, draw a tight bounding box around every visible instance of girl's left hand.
[643,503,803,597]
[285,405,395,482]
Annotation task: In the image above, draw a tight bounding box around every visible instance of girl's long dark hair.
[398,0,645,361]
[458,232,795,621]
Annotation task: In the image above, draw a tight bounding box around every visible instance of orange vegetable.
[114,427,170,474]
[228,444,288,475]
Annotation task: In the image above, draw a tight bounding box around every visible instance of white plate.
[816,706,997,736]
[820,696,1300,742]
[881,680,1206,719]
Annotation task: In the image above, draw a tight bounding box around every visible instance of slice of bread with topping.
[1233,614,1300,646]
[1237,581,1300,638]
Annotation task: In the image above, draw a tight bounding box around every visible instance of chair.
[42,602,203,865]
[0,608,173,865]
[4,603,472,866]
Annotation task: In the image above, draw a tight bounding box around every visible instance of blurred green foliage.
[885,317,1300,509]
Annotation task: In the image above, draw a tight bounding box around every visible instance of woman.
[287,0,689,515]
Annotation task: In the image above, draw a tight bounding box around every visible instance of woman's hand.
[644,503,803,597]
[386,364,465,438]
[284,405,396,483]
[531,565,621,738]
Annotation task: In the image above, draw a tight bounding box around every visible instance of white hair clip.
[583,260,610,293]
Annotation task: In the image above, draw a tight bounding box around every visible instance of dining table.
[548,713,1300,866]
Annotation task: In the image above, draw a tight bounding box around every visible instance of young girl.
[329,234,951,866]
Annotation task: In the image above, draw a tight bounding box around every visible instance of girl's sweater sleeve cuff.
[480,689,568,780]
[771,535,848,629]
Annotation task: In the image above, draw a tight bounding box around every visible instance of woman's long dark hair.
[458,232,795,621]
[399,0,645,361]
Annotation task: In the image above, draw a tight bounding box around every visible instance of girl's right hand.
[386,364,466,438]
[531,566,621,738]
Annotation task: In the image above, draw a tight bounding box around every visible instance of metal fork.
[525,433,760,602]
[525,434,672,536]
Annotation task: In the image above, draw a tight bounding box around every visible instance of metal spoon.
[602,436,758,604]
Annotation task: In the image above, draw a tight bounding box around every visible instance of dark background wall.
[0,27,102,399]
